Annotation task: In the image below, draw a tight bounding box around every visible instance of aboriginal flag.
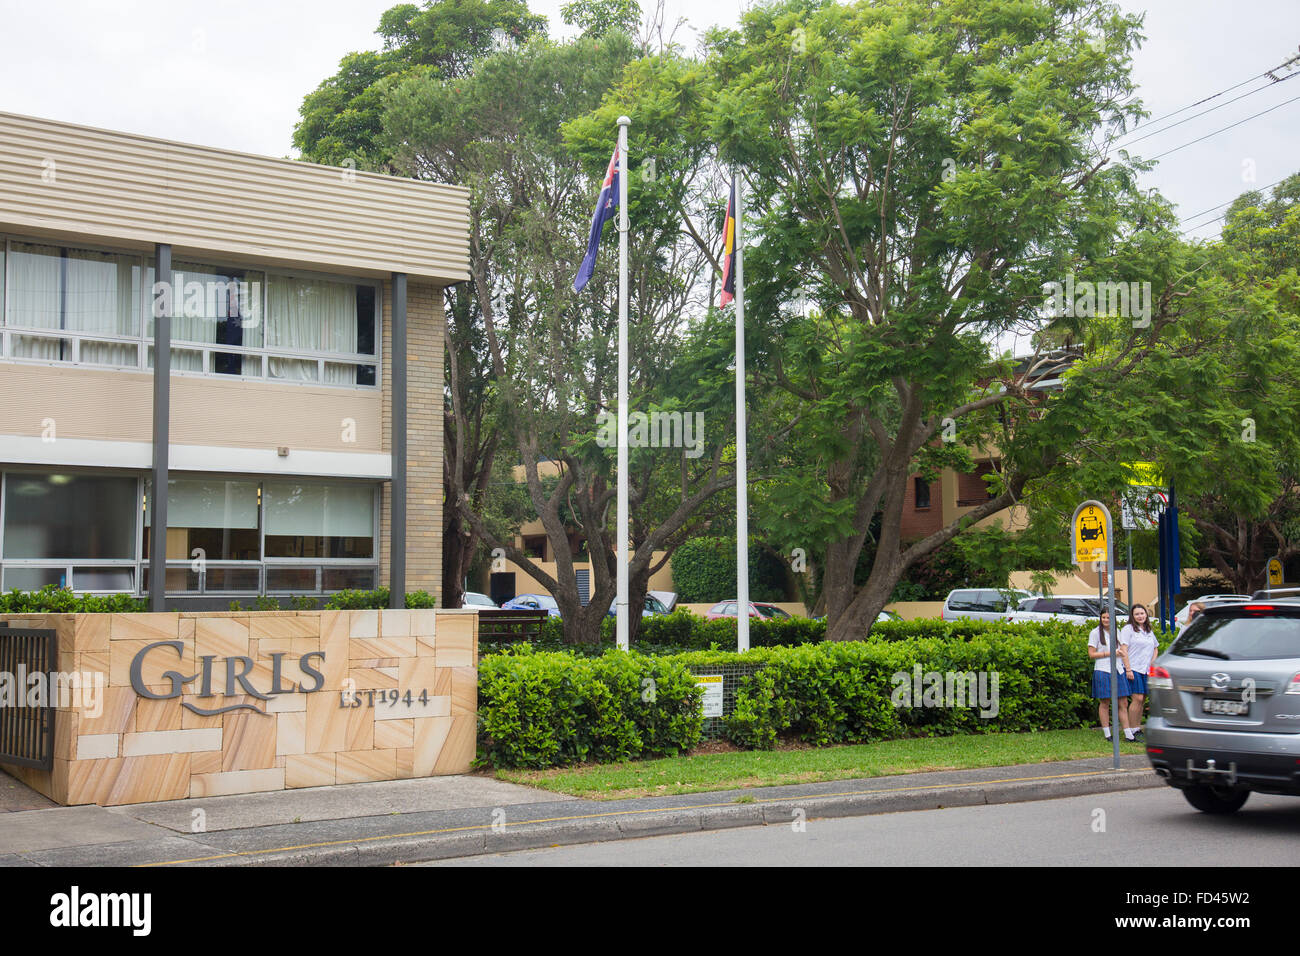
[718,178,737,307]
[573,147,620,293]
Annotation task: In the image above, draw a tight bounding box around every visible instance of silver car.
[1145,597,1300,813]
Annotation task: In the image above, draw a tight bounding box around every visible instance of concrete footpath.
[0,755,1163,867]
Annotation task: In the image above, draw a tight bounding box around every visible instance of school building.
[0,111,469,609]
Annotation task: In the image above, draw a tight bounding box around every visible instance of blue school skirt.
[1126,672,1148,695]
[1091,669,1132,699]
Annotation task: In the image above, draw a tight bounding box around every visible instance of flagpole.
[735,171,749,653]
[616,115,631,650]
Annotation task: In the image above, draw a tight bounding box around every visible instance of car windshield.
[1170,611,1300,661]
[645,596,667,613]
[757,605,790,618]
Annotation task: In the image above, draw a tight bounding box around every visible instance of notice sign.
[696,675,723,717]
[1071,500,1111,566]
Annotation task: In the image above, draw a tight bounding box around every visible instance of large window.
[1,473,138,591]
[2,237,380,388]
[0,472,379,596]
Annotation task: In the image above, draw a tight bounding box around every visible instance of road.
[424,787,1300,866]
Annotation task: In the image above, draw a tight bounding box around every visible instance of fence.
[0,624,56,771]
[686,660,767,740]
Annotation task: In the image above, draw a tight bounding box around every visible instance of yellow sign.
[1268,557,1284,586]
[1074,504,1108,564]
[1125,462,1162,486]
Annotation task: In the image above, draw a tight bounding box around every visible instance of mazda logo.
[1211,672,1231,689]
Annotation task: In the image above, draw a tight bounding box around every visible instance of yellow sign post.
[1073,503,1109,565]
[1268,557,1284,590]
[1071,499,1120,769]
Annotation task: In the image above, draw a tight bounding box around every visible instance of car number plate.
[1202,699,1249,716]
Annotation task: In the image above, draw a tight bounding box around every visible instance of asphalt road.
[424,787,1300,866]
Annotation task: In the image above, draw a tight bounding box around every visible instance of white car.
[941,588,1035,622]
[1173,594,1251,629]
[460,591,498,609]
[1005,595,1129,624]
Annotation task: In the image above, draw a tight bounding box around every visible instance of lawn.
[495,729,1147,800]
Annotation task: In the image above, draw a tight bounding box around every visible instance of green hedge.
[670,536,787,603]
[477,647,705,768]
[0,586,146,614]
[322,588,437,610]
[477,619,1147,766]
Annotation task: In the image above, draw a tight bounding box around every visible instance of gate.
[0,625,57,771]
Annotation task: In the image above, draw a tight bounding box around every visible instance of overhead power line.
[1144,90,1300,162]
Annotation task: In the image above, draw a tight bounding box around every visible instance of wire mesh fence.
[686,661,767,739]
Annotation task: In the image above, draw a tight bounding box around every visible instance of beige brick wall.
[379,279,446,601]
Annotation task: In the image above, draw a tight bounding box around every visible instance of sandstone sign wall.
[0,609,478,806]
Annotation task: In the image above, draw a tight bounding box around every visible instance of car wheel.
[1181,785,1250,815]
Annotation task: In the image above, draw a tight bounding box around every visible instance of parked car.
[648,590,678,613]
[607,594,671,618]
[500,593,561,617]
[941,588,1035,622]
[1173,594,1251,629]
[1145,597,1300,814]
[705,601,793,620]
[460,591,498,609]
[1005,595,1130,624]
[876,609,902,623]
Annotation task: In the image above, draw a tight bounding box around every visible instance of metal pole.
[149,243,172,612]
[1126,531,1133,611]
[1107,520,1119,769]
[735,172,749,654]
[390,272,407,609]
[615,116,631,650]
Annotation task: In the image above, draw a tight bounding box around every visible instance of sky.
[1,0,1297,242]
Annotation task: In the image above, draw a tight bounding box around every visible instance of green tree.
[689,0,1187,640]
[293,0,547,168]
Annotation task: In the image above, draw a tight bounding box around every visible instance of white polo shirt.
[1088,626,1128,673]
[1121,624,1159,675]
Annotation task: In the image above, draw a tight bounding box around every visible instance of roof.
[0,110,469,283]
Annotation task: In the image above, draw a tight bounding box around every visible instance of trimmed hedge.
[477,647,705,768]
[476,618,1172,766]
[322,588,437,610]
[0,586,146,614]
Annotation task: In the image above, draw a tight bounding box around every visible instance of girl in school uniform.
[1088,610,1134,741]
[1120,603,1159,740]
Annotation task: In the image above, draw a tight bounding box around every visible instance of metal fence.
[0,625,57,770]
[686,661,767,739]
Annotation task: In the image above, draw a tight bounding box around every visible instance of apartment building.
[0,112,468,608]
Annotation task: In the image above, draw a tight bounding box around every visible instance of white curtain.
[267,276,357,383]
[147,262,263,375]
[66,249,138,366]
[7,243,64,360]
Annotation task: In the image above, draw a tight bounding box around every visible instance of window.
[914,477,931,510]
[5,241,141,367]
[148,261,264,376]
[523,535,547,560]
[1,473,138,592]
[2,236,380,389]
[144,479,260,561]
[266,274,377,385]
[957,463,999,507]
[263,481,374,559]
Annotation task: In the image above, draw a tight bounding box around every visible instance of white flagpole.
[616,116,631,650]
[735,172,749,653]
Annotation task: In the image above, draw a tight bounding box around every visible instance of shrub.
[670,536,787,603]
[322,588,438,610]
[477,646,704,768]
[0,586,145,614]
[480,620,1105,764]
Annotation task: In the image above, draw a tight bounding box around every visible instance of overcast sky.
[1,0,1297,240]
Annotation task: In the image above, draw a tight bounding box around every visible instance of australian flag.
[573,148,620,293]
